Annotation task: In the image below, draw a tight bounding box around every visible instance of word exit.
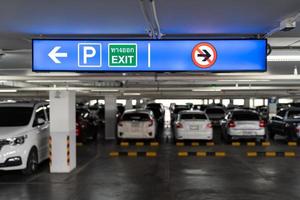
[108,43,137,67]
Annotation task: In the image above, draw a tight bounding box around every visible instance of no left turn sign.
[192,43,217,68]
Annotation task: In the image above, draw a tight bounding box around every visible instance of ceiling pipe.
[139,0,163,39]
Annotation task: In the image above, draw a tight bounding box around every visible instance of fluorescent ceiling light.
[217,80,270,82]
[91,89,119,92]
[267,55,300,62]
[192,89,221,92]
[26,80,80,83]
[123,93,141,96]
[0,89,17,92]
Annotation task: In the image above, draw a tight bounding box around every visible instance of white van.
[0,102,49,174]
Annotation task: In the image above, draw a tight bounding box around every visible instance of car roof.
[124,109,152,114]
[0,102,46,108]
[205,106,224,109]
[229,109,258,113]
[179,110,205,114]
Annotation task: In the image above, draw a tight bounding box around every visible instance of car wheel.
[22,148,38,175]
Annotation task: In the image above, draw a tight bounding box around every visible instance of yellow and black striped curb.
[177,151,226,157]
[67,136,70,165]
[109,151,157,157]
[48,136,52,166]
[247,151,296,157]
[175,141,215,147]
[287,142,299,146]
[231,141,271,147]
[119,142,159,147]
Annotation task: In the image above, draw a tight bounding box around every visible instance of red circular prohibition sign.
[192,43,217,69]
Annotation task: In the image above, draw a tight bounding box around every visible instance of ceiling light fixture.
[26,80,80,83]
[123,92,141,96]
[267,55,300,62]
[217,79,270,82]
[91,89,119,92]
[0,89,17,92]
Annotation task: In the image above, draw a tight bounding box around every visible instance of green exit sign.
[108,43,137,67]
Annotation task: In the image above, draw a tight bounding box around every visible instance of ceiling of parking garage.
[0,0,299,98]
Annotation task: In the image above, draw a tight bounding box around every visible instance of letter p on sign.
[78,43,102,67]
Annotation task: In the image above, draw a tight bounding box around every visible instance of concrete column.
[135,98,141,108]
[125,98,133,110]
[49,91,76,173]
[244,98,250,108]
[105,95,117,140]
[268,97,278,118]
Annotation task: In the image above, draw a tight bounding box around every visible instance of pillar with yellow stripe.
[49,91,76,173]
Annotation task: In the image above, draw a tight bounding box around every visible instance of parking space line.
[146,152,157,157]
[109,152,120,157]
[150,142,159,146]
[118,141,160,147]
[215,152,226,157]
[109,151,158,157]
[196,152,207,157]
[265,152,276,157]
[262,142,271,147]
[128,152,138,157]
[247,152,258,157]
[247,142,256,146]
[177,151,227,157]
[120,142,129,147]
[178,152,188,157]
[176,142,185,146]
[175,141,215,147]
[284,152,296,157]
[288,142,298,146]
[232,142,241,146]
[206,142,215,146]
[191,142,199,146]
[136,142,144,146]
[246,151,297,157]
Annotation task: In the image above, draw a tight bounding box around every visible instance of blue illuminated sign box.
[32,39,267,72]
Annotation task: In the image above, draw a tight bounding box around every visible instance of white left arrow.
[48,46,68,64]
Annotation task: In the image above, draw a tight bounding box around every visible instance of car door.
[33,105,50,161]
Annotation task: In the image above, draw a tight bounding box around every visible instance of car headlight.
[7,135,28,145]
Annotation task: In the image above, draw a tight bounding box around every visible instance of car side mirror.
[35,118,46,126]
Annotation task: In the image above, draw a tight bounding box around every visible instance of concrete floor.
[1,127,300,200]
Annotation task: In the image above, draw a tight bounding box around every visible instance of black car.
[193,104,207,111]
[205,106,226,126]
[256,106,269,121]
[170,105,190,127]
[146,103,165,126]
[76,108,98,143]
[268,108,300,140]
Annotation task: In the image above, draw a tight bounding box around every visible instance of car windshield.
[288,110,300,119]
[180,113,207,120]
[122,113,150,121]
[205,108,225,114]
[0,107,33,126]
[232,112,259,121]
